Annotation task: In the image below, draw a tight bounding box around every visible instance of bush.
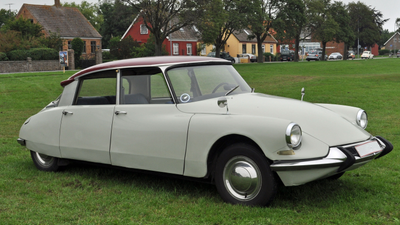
[29,48,58,60]
[378,49,391,55]
[71,37,84,67]
[264,52,277,61]
[7,49,28,61]
[0,52,8,61]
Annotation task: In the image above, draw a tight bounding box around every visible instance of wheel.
[231,59,235,64]
[212,82,229,93]
[327,172,345,180]
[215,143,277,206]
[30,150,60,171]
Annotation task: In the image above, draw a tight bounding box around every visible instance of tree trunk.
[256,35,264,63]
[294,37,300,62]
[322,42,327,60]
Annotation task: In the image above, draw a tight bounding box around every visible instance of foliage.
[62,1,103,31]
[39,31,63,51]
[245,0,280,63]
[7,49,28,61]
[28,48,59,60]
[378,29,394,47]
[0,30,23,52]
[1,17,43,38]
[122,0,198,56]
[99,0,138,49]
[263,52,277,61]
[71,37,84,67]
[378,49,390,55]
[196,0,246,58]
[0,8,16,27]
[110,35,140,59]
[348,2,388,48]
[0,52,8,61]
[274,0,306,62]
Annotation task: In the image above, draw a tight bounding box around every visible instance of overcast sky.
[2,0,399,31]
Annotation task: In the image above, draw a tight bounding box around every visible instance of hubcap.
[223,156,262,201]
[35,152,54,167]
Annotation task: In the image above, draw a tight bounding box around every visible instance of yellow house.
[199,29,278,58]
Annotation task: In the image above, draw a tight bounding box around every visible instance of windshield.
[167,65,251,103]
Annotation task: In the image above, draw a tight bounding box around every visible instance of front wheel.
[215,143,277,206]
[30,151,60,171]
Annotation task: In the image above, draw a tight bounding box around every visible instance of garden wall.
[0,58,61,73]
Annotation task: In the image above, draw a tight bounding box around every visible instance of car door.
[110,69,192,175]
[59,70,117,164]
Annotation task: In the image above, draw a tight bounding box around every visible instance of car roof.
[61,56,229,87]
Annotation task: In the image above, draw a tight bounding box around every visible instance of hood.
[176,93,371,146]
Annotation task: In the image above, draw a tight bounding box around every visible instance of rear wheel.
[30,151,60,171]
[215,143,277,206]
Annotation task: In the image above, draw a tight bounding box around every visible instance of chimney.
[55,0,61,7]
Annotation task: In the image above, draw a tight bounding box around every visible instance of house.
[16,0,102,57]
[121,16,198,56]
[383,32,400,52]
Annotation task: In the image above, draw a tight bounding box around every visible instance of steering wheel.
[212,82,229,93]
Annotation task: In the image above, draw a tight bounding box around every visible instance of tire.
[30,150,60,171]
[215,143,277,206]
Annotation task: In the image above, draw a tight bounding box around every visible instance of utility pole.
[5,3,13,11]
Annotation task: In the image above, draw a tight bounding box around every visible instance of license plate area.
[355,140,382,157]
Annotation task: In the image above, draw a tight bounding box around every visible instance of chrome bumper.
[17,138,26,146]
[270,136,393,186]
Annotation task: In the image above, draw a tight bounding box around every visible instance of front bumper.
[270,136,393,186]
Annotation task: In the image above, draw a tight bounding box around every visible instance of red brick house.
[121,16,198,56]
[16,0,102,57]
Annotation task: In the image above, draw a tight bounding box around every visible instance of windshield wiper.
[225,85,239,96]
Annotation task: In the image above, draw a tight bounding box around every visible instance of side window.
[75,72,117,105]
[120,69,172,104]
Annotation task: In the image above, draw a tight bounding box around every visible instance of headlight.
[285,123,302,149]
[356,110,368,129]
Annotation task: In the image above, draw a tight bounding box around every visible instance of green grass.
[1,59,400,224]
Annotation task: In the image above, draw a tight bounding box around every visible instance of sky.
[2,0,399,32]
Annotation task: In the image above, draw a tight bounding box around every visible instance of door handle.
[115,111,127,115]
[62,110,73,115]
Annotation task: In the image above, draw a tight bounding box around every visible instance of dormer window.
[140,24,148,34]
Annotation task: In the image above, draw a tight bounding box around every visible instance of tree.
[62,1,104,31]
[122,0,198,56]
[329,1,354,58]
[1,17,43,38]
[196,0,246,58]
[274,0,307,62]
[306,0,339,60]
[348,2,388,50]
[246,0,280,63]
[0,9,16,27]
[99,0,138,48]
[71,37,84,67]
[395,18,400,32]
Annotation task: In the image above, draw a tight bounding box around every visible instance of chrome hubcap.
[223,156,262,201]
[35,152,54,167]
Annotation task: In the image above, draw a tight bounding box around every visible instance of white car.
[17,56,393,206]
[361,51,374,59]
[328,52,343,60]
[242,53,257,62]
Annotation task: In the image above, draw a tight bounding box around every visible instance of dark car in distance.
[280,50,295,61]
[207,52,235,63]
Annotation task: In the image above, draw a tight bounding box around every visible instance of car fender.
[183,114,329,178]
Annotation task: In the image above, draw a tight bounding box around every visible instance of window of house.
[173,43,179,55]
[68,41,72,49]
[83,41,86,54]
[270,45,273,54]
[252,44,256,54]
[262,45,265,53]
[140,24,148,34]
[201,44,206,55]
[187,44,192,56]
[91,41,96,53]
[242,44,247,54]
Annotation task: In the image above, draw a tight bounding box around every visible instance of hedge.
[0,52,8,61]
[6,48,58,61]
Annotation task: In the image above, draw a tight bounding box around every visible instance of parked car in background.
[207,52,235,63]
[328,52,343,60]
[361,51,374,59]
[397,50,400,58]
[18,56,393,207]
[242,53,257,62]
[347,50,355,60]
[280,49,295,61]
[306,50,327,61]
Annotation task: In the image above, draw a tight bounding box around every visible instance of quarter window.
[75,71,117,105]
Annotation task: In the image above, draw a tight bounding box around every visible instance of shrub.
[378,49,391,55]
[7,49,28,61]
[71,37,84,67]
[263,52,276,61]
[0,52,8,61]
[29,48,58,60]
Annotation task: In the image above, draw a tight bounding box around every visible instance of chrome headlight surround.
[356,110,368,129]
[285,123,302,150]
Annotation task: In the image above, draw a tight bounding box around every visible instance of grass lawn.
[1,59,399,224]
